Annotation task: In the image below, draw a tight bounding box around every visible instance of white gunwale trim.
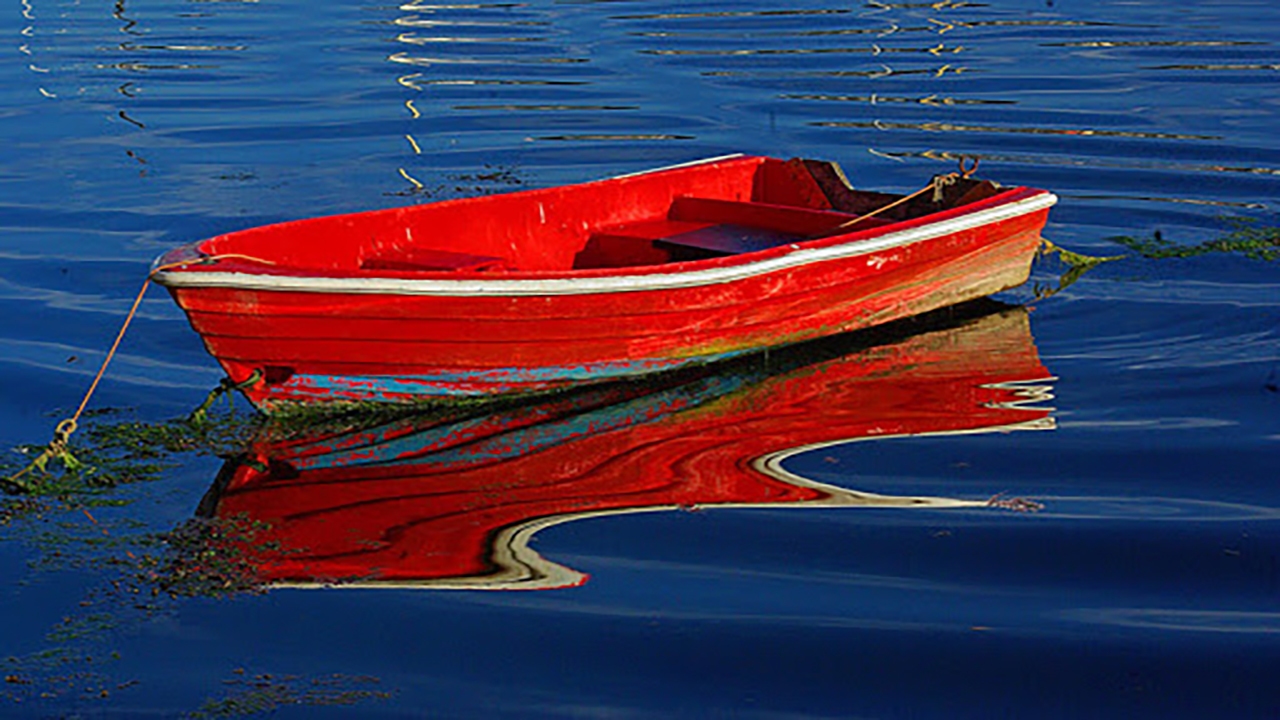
[153,192,1056,297]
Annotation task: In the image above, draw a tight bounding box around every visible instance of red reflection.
[201,303,1053,590]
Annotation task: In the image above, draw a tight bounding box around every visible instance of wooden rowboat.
[152,155,1057,410]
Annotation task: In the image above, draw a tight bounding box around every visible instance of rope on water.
[3,254,273,493]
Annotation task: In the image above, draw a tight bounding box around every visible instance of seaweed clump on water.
[131,513,281,600]
[1,408,263,500]
[1110,217,1280,261]
[1033,239,1123,298]
[189,671,393,718]
[1,389,511,503]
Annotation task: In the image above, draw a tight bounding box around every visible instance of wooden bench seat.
[654,224,802,255]
[667,196,867,236]
[656,197,894,255]
[573,196,898,268]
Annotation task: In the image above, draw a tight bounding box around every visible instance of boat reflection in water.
[196,301,1055,591]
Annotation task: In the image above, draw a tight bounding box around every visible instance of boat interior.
[202,157,1006,275]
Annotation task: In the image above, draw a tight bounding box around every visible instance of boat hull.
[154,156,1055,409]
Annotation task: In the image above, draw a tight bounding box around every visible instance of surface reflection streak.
[194,303,1055,592]
[601,2,1277,198]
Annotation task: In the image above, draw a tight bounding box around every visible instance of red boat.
[152,155,1057,410]
[194,304,1054,590]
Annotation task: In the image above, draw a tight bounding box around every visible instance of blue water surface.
[2,0,1278,717]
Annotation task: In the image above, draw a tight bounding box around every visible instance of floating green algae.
[136,514,282,600]
[189,671,394,718]
[2,405,401,713]
[1033,239,1124,298]
[1110,216,1280,261]
[2,408,257,497]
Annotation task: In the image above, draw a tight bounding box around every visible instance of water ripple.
[1064,608,1280,634]
[1032,496,1280,522]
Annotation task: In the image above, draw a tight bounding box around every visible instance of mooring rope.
[824,156,980,235]
[3,254,273,492]
[187,369,264,426]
